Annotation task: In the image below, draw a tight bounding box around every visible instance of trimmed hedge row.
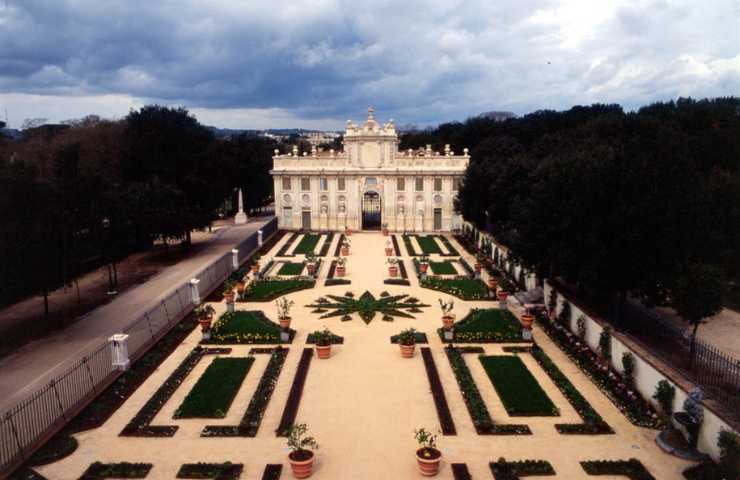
[176,462,243,479]
[79,462,152,479]
[580,459,655,479]
[489,458,555,479]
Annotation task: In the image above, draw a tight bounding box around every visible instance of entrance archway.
[361,191,381,230]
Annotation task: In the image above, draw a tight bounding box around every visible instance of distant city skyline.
[1,0,738,129]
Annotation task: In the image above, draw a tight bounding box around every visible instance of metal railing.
[0,217,277,477]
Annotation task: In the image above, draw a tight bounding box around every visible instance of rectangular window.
[282,177,291,190]
[415,177,424,192]
[319,177,328,191]
[337,177,346,191]
[301,177,311,191]
[433,178,442,191]
[397,177,405,191]
[453,177,462,191]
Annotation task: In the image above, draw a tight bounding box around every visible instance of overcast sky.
[1,0,738,129]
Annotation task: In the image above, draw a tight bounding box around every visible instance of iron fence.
[0,217,277,478]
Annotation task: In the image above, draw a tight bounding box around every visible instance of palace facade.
[270,108,469,232]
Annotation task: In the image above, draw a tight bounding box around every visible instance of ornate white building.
[270,108,469,232]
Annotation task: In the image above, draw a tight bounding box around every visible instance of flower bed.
[420,347,456,435]
[176,462,243,479]
[420,275,491,300]
[202,347,288,437]
[277,262,305,276]
[444,346,531,435]
[79,462,152,479]
[438,308,525,343]
[174,357,253,418]
[580,459,655,479]
[241,278,315,301]
[479,356,559,417]
[120,347,230,437]
[261,465,283,480]
[535,312,661,429]
[524,345,614,434]
[430,260,457,275]
[208,311,294,344]
[489,458,555,479]
[276,348,313,436]
[293,234,321,255]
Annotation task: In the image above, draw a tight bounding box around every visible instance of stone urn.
[279,316,292,330]
[288,451,315,479]
[316,344,332,359]
[416,448,442,476]
[673,388,704,450]
[400,343,416,358]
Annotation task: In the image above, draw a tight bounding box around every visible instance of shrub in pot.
[341,238,351,256]
[387,257,399,277]
[438,298,455,329]
[487,278,498,291]
[345,226,352,236]
[385,240,394,256]
[286,424,319,478]
[414,427,441,476]
[520,309,534,329]
[306,253,317,275]
[194,304,216,334]
[382,222,389,236]
[313,327,333,359]
[419,256,430,274]
[223,280,236,303]
[335,258,347,277]
[276,298,295,330]
[251,254,261,273]
[398,328,417,358]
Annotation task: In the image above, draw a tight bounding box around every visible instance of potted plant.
[438,298,455,330]
[385,240,394,256]
[236,277,246,294]
[520,308,534,330]
[286,424,319,478]
[382,222,389,236]
[335,257,347,277]
[487,277,498,292]
[345,225,352,236]
[276,297,295,330]
[194,304,216,336]
[497,290,508,302]
[306,252,317,275]
[251,254,261,273]
[313,327,333,359]
[223,280,236,303]
[398,328,417,358]
[419,255,430,274]
[474,257,482,273]
[341,238,351,256]
[387,257,399,277]
[414,428,441,476]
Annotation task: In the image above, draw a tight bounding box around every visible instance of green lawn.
[442,308,524,343]
[429,260,457,275]
[174,357,253,418]
[293,234,321,254]
[479,356,559,416]
[277,262,304,276]
[210,311,292,343]
[242,279,314,301]
[415,235,442,254]
[421,276,490,300]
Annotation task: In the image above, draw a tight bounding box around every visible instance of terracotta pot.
[487,278,498,291]
[442,315,454,330]
[288,451,314,479]
[497,291,508,301]
[385,247,394,256]
[341,247,350,256]
[198,318,212,332]
[416,448,442,476]
[336,266,346,277]
[279,317,292,330]
[223,291,235,303]
[389,266,398,277]
[236,281,246,293]
[474,263,482,273]
[345,228,352,236]
[382,228,389,236]
[251,263,260,273]
[420,263,429,273]
[307,264,316,275]
[400,343,416,358]
[316,344,331,359]
[520,314,534,329]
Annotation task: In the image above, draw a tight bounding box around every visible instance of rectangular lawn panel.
[479,356,559,417]
[415,235,443,254]
[210,311,293,344]
[277,262,304,276]
[242,279,314,301]
[175,357,253,418]
[429,260,457,275]
[441,309,524,343]
[421,276,491,300]
[293,234,321,254]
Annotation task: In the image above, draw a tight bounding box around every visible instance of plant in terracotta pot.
[335,257,347,277]
[235,277,246,294]
[276,298,295,330]
[312,327,333,359]
[251,254,261,273]
[286,423,319,479]
[414,427,441,476]
[305,253,317,276]
[496,290,508,301]
[344,225,352,236]
[223,280,236,303]
[387,257,399,277]
[419,255,430,274]
[487,277,498,292]
[438,298,455,330]
[341,238,351,256]
[474,259,482,273]
[397,328,417,358]
[520,308,534,330]
[382,222,389,236]
[385,240,394,256]
[194,304,216,335]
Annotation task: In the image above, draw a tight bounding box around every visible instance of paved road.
[0,216,274,412]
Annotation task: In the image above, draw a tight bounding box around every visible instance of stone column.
[190,278,201,305]
[110,334,130,371]
[231,248,239,270]
[258,229,263,246]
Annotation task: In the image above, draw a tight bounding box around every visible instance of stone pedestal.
[226,302,235,313]
[189,278,201,305]
[258,229,263,246]
[500,299,508,310]
[109,334,130,371]
[522,329,533,341]
[235,188,248,224]
[231,248,239,270]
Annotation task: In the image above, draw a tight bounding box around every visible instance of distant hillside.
[205,126,340,139]
[477,111,516,122]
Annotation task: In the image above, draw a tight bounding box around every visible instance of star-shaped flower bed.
[306,291,430,324]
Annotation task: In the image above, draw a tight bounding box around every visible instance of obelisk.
[235,188,247,224]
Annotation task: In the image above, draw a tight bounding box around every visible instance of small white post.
[231,248,239,270]
[110,334,130,371]
[190,278,201,305]
[257,229,263,247]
